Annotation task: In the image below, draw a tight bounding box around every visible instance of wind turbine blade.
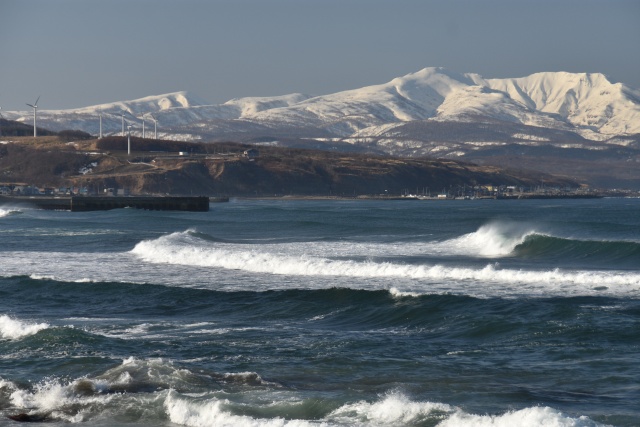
[26,103,35,108]
[34,96,40,107]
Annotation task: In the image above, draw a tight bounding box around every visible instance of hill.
[0,136,577,197]
[0,118,57,137]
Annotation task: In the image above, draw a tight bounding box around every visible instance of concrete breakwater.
[0,196,210,212]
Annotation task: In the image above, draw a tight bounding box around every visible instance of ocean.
[0,198,639,426]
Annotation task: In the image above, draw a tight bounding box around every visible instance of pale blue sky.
[1,0,638,110]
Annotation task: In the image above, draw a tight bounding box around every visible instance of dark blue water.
[0,198,639,426]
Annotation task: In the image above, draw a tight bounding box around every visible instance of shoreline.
[2,193,637,211]
[234,193,613,201]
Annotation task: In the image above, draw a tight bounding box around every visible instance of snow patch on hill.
[225,93,313,117]
[53,91,211,116]
[485,72,640,137]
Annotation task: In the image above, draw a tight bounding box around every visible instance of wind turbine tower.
[98,108,103,139]
[0,107,4,137]
[149,114,158,140]
[127,123,132,155]
[26,96,40,137]
[139,114,146,139]
[120,111,126,136]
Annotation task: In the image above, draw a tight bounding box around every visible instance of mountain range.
[4,67,640,188]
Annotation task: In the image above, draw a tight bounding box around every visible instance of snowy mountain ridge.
[5,67,640,147]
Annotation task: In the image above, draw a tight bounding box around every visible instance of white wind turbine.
[0,106,4,137]
[126,122,133,155]
[119,111,126,136]
[138,114,146,139]
[98,107,103,139]
[148,113,158,140]
[26,96,40,137]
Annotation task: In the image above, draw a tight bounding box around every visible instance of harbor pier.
[0,196,210,212]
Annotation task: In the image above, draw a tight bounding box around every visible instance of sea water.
[0,198,639,426]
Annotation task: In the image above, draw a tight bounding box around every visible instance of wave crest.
[330,391,454,424]
[439,405,605,427]
[0,315,50,340]
[164,390,606,427]
[0,208,22,217]
[441,222,537,257]
[6,360,608,427]
[130,232,640,294]
[515,234,640,263]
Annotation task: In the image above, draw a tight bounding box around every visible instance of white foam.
[329,391,454,424]
[133,226,538,262]
[2,226,638,299]
[5,365,607,427]
[331,392,606,427]
[165,391,306,427]
[4,356,233,423]
[26,274,96,285]
[0,315,50,339]
[0,377,17,391]
[222,372,274,386]
[9,377,114,422]
[28,273,104,284]
[389,287,421,298]
[131,234,640,295]
[436,222,538,257]
[164,390,607,427]
[438,405,606,427]
[99,357,206,391]
[0,208,21,217]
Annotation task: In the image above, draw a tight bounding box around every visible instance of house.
[244,148,259,159]
[13,185,41,196]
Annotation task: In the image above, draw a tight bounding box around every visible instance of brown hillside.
[0,136,576,196]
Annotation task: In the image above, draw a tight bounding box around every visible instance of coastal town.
[0,180,634,202]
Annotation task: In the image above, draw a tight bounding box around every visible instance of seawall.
[0,196,210,212]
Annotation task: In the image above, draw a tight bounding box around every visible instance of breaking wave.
[4,357,277,423]
[0,208,21,218]
[1,357,612,426]
[130,231,640,294]
[436,222,539,257]
[429,222,640,267]
[164,390,606,427]
[0,315,50,340]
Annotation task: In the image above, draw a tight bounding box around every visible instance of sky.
[1,0,638,111]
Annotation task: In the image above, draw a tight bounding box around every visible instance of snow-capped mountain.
[4,68,640,154]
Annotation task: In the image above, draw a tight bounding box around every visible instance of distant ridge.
[63,91,211,115]
[3,68,640,153]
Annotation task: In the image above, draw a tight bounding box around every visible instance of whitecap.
[434,221,540,258]
[163,390,608,427]
[164,390,314,427]
[0,208,21,218]
[438,405,607,427]
[0,315,49,340]
[9,377,116,423]
[130,235,640,293]
[389,287,421,298]
[329,391,454,424]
